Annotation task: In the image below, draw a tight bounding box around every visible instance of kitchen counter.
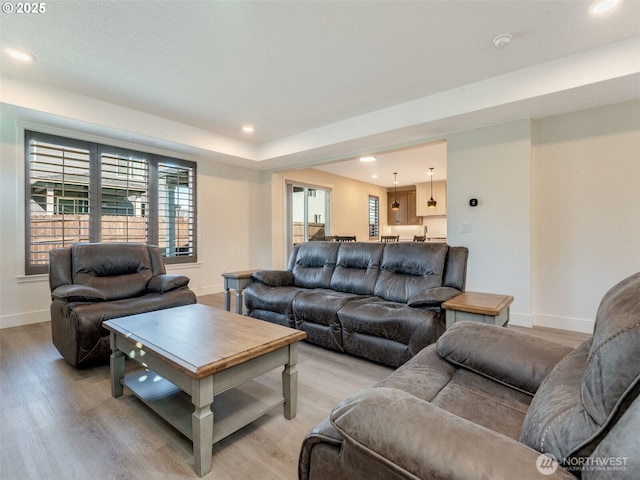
[384,219,447,242]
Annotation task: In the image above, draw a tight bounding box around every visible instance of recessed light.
[359,156,376,162]
[590,0,620,13]
[371,174,378,179]
[492,34,512,49]
[4,48,34,62]
[242,125,254,133]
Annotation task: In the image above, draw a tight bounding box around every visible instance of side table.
[222,270,256,314]
[442,292,514,329]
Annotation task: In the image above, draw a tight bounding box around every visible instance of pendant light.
[391,172,400,211]
[427,167,437,208]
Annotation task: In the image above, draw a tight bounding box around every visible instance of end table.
[221,270,256,314]
[442,292,514,328]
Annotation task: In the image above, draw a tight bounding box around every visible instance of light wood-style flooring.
[0,293,590,480]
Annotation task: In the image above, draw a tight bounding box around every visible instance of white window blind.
[26,134,91,269]
[369,195,379,239]
[157,162,195,258]
[100,151,149,243]
[24,131,197,274]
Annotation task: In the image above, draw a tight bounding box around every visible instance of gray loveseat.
[299,271,640,480]
[244,241,468,367]
[49,242,197,367]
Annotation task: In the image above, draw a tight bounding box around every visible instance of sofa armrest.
[51,284,106,302]
[436,322,574,395]
[407,286,462,308]
[147,274,190,293]
[252,270,294,287]
[330,387,576,480]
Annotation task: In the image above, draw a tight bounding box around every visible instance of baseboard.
[509,312,594,334]
[1,309,49,329]
[192,284,221,297]
[1,284,222,330]
[533,313,594,335]
[508,312,533,328]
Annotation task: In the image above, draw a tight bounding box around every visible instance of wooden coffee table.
[103,303,306,477]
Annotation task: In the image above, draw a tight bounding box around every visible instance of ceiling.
[1,1,639,187]
[315,140,447,186]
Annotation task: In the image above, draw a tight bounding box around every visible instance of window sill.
[16,273,48,284]
[166,262,202,271]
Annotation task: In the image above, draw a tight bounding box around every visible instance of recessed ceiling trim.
[1,37,638,171]
[257,37,640,161]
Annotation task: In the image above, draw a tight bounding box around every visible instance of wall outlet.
[460,223,472,233]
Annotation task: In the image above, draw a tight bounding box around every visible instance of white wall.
[269,168,389,267]
[267,103,639,334]
[195,158,271,282]
[0,107,270,328]
[531,100,640,332]
[447,119,533,327]
[3,100,638,333]
[445,101,640,333]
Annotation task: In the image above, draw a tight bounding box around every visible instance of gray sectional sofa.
[299,271,640,480]
[244,241,468,367]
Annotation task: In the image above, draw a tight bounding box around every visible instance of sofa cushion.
[244,282,301,316]
[376,344,457,400]
[520,272,640,463]
[71,243,153,301]
[340,297,439,345]
[51,284,107,302]
[437,322,573,395]
[328,387,559,480]
[443,246,469,291]
[329,242,384,295]
[292,242,340,289]
[339,296,445,366]
[147,274,190,293]
[373,243,448,303]
[407,286,462,308]
[583,394,640,480]
[379,344,532,440]
[252,270,294,287]
[430,368,532,440]
[293,289,361,351]
[519,340,590,457]
[49,247,73,290]
[582,272,640,425]
[293,290,359,327]
[64,289,197,366]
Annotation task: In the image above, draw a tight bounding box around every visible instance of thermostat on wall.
[469,198,478,207]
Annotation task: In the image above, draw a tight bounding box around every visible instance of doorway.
[286,182,331,255]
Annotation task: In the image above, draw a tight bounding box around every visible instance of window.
[100,149,149,242]
[25,131,197,274]
[369,195,379,240]
[157,161,195,257]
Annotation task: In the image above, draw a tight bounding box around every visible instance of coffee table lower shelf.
[123,370,284,444]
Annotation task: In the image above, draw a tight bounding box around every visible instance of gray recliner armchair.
[299,272,640,479]
[49,242,197,367]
